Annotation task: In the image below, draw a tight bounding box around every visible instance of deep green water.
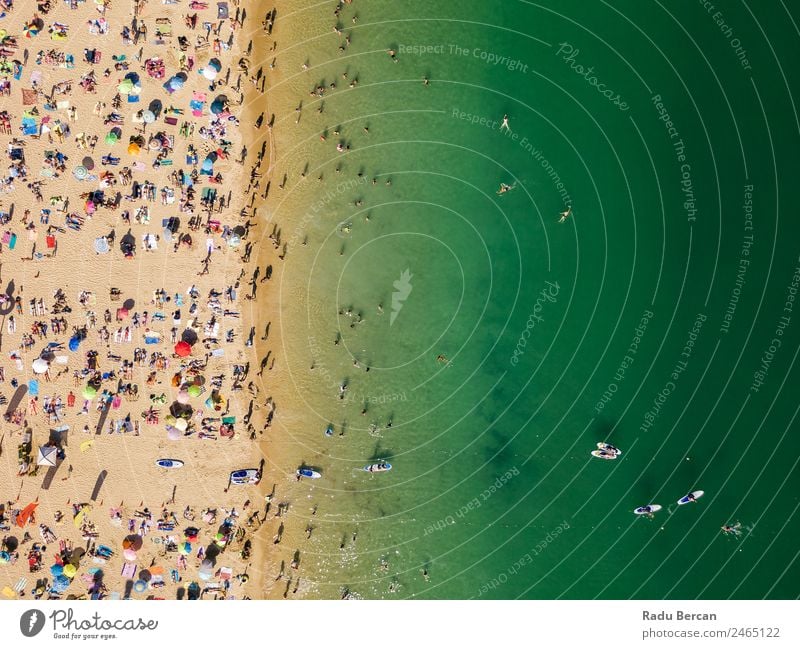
[266,0,800,598]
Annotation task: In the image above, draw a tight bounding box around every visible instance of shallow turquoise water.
[267,0,800,598]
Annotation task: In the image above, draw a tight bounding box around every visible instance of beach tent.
[37,445,58,467]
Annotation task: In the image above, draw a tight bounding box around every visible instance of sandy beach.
[0,0,303,600]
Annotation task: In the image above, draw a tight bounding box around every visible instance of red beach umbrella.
[174,341,191,357]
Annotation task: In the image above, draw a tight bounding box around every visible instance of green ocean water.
[266,0,800,598]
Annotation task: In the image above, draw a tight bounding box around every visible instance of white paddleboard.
[297,468,321,479]
[363,463,392,473]
[155,458,184,469]
[591,450,617,460]
[230,468,261,485]
[634,505,662,515]
[677,490,704,505]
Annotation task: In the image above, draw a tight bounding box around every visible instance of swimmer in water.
[598,442,622,456]
[721,522,743,536]
[497,182,516,195]
[558,206,572,223]
[636,505,657,519]
[500,114,510,132]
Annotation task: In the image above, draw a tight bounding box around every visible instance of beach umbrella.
[68,335,81,351]
[169,402,192,418]
[127,142,141,155]
[73,165,88,180]
[181,329,198,345]
[82,385,97,399]
[118,78,134,94]
[133,580,147,593]
[201,66,217,81]
[187,385,201,398]
[16,502,39,527]
[174,340,191,357]
[36,445,58,467]
[104,132,118,145]
[207,58,221,72]
[142,110,156,124]
[179,542,191,555]
[32,358,49,374]
[210,99,225,115]
[166,426,182,441]
[83,156,95,170]
[177,390,190,404]
[0,552,10,564]
[63,564,77,579]
[50,564,64,576]
[73,506,89,529]
[174,418,188,432]
[125,534,143,550]
[227,235,240,248]
[53,575,70,592]
[198,560,213,580]
[123,548,137,561]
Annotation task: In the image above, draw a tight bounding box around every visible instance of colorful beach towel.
[21,88,37,105]
[189,91,206,117]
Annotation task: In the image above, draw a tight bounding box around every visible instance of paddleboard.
[590,450,617,459]
[155,459,184,469]
[677,490,704,505]
[596,442,622,455]
[230,468,261,485]
[296,468,321,479]
[363,462,392,473]
[634,505,662,515]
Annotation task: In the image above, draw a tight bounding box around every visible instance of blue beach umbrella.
[68,336,81,351]
[52,574,70,592]
[50,564,64,577]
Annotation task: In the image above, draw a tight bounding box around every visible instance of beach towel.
[190,91,206,117]
[21,88,37,105]
[56,100,70,110]
[21,117,37,135]
[28,380,39,397]
[121,563,137,579]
